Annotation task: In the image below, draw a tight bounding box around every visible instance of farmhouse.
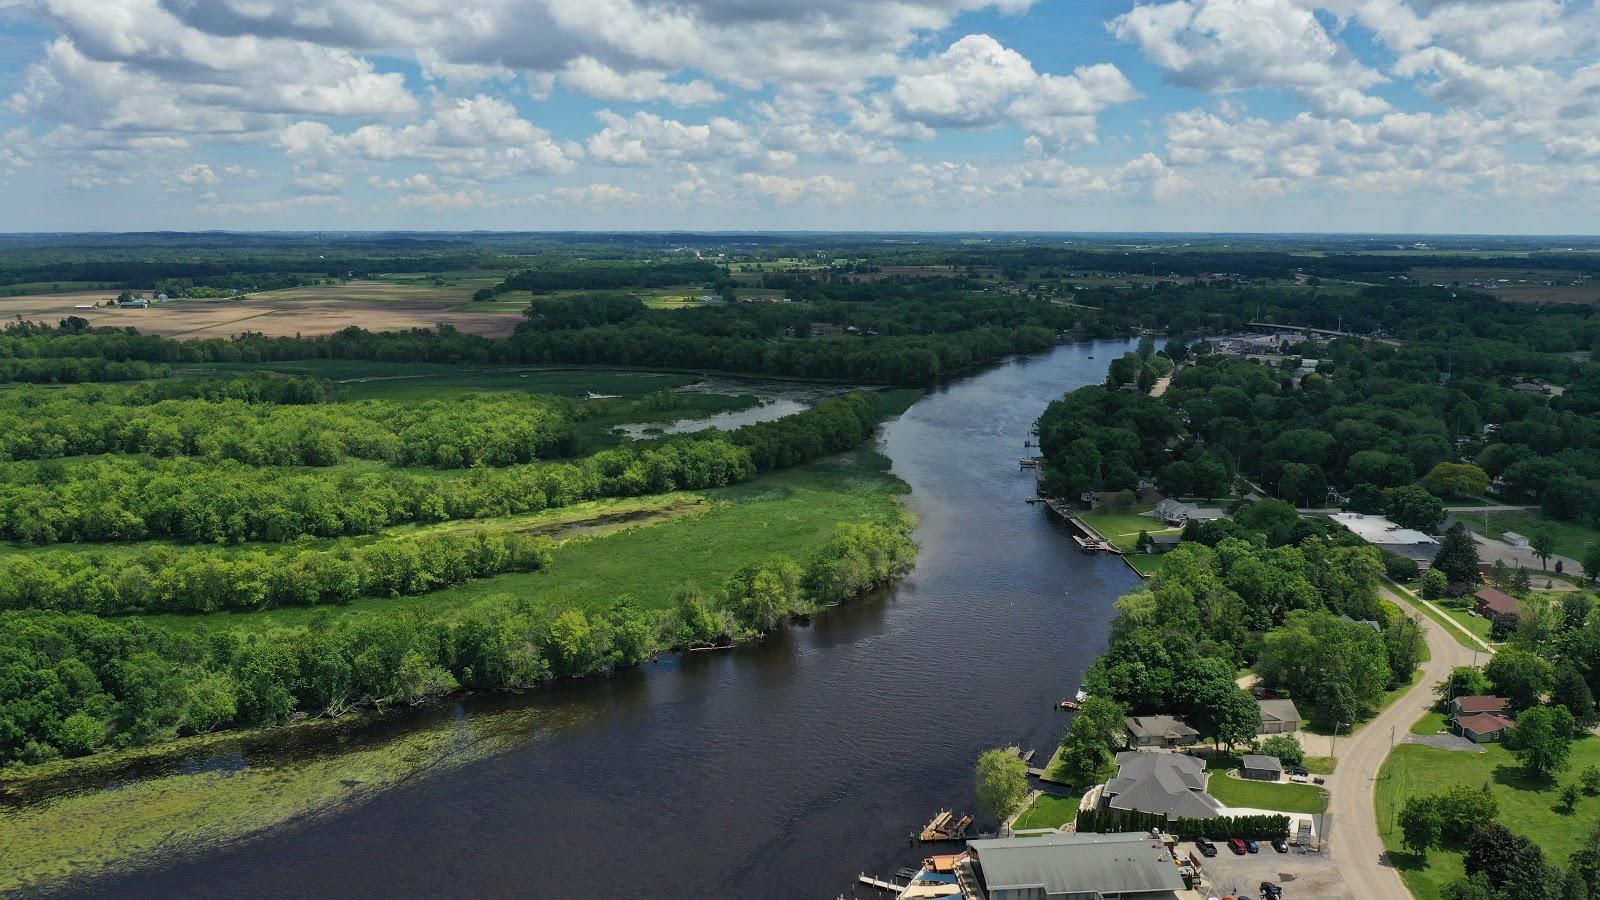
[961,832,1186,900]
[1256,698,1302,735]
[1103,752,1222,819]
[1124,715,1199,749]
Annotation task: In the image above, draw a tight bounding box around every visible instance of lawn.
[1466,510,1600,564]
[1126,553,1167,577]
[1013,794,1080,831]
[1078,504,1179,552]
[1205,772,1329,814]
[133,447,910,635]
[1377,722,1600,900]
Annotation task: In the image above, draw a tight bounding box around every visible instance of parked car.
[1312,776,1326,785]
[1228,838,1248,855]
[1286,765,1309,777]
[1244,838,1260,853]
[1260,882,1284,900]
[1271,838,1289,853]
[1195,836,1218,857]
[1289,773,1309,783]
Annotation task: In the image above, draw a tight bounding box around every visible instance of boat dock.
[1040,499,1121,553]
[858,873,906,892]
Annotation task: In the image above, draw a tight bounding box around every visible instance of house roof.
[968,832,1185,897]
[1257,698,1301,723]
[1125,715,1199,740]
[1455,713,1516,734]
[1105,752,1221,819]
[1453,695,1509,714]
[1242,754,1283,772]
[1475,586,1521,617]
[1330,512,1438,547]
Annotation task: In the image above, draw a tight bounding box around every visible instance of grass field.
[1078,504,1179,551]
[1465,510,1599,564]
[1407,267,1600,304]
[1125,553,1167,577]
[133,447,909,636]
[1205,771,1329,814]
[1377,721,1600,900]
[1013,793,1079,831]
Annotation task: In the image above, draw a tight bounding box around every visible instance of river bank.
[22,339,1140,898]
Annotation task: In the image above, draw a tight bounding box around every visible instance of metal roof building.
[965,832,1185,900]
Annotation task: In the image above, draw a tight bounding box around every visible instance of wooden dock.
[1040,499,1122,553]
[859,873,905,892]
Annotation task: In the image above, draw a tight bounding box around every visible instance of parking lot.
[1184,840,1353,899]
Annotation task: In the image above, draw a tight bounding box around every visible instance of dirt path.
[1324,585,1482,898]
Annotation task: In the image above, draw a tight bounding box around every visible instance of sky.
[0,0,1597,234]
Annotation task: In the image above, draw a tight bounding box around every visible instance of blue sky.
[0,0,1597,233]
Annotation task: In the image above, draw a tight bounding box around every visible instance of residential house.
[1124,715,1199,749]
[1103,752,1222,820]
[1474,586,1521,621]
[1449,696,1509,717]
[960,832,1186,900]
[1146,533,1183,554]
[1453,712,1516,743]
[1155,499,1225,527]
[1241,754,1283,782]
[1256,699,1302,735]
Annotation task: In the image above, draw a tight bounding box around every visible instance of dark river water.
[88,340,1140,899]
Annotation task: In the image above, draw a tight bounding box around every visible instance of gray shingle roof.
[1105,752,1221,819]
[1257,698,1301,724]
[1242,754,1283,772]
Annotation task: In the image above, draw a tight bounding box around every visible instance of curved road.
[1325,586,1482,898]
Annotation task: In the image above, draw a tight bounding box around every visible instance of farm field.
[0,282,527,338]
[1408,267,1600,303]
[1377,723,1600,900]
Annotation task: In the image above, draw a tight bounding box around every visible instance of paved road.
[1325,585,1481,899]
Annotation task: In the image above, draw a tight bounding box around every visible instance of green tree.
[1485,648,1555,710]
[1437,782,1498,844]
[1582,543,1600,583]
[1436,666,1493,705]
[1433,522,1483,592]
[1582,766,1600,795]
[1552,666,1598,728]
[1420,568,1449,601]
[974,748,1029,822]
[1505,705,1577,778]
[1562,783,1581,813]
[1532,525,1560,571]
[1400,794,1444,857]
[1259,734,1304,766]
[1423,462,1490,498]
[1384,485,1447,532]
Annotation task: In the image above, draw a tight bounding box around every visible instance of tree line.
[0,529,553,615]
[0,389,584,467]
[0,517,914,768]
[0,392,886,545]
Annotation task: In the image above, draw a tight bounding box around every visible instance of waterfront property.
[959,832,1187,900]
[1103,752,1222,819]
[1123,715,1199,749]
[1154,499,1225,527]
[1255,698,1302,735]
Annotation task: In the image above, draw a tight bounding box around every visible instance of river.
[83,339,1141,899]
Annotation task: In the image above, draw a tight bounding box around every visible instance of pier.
[1040,499,1121,553]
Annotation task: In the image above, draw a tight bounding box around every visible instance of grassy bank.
[1013,793,1079,831]
[1376,719,1600,900]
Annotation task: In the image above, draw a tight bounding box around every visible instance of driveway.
[1321,585,1481,899]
